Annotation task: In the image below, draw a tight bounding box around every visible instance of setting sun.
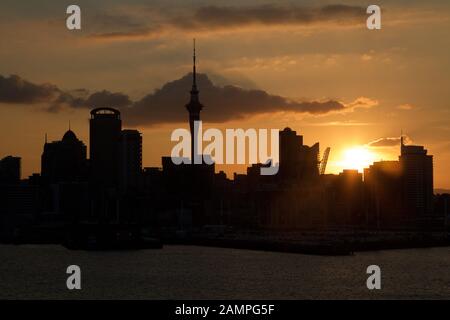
[339,147,377,172]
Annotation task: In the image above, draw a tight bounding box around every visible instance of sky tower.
[185,39,204,164]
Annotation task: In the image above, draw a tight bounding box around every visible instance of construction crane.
[319,147,330,175]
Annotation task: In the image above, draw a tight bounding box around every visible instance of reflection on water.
[0,245,449,299]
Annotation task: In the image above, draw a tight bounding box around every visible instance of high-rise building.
[278,127,319,183]
[400,137,433,218]
[323,170,364,226]
[363,137,435,228]
[364,161,403,227]
[120,129,142,191]
[0,156,21,184]
[89,107,122,186]
[41,130,87,183]
[0,183,38,240]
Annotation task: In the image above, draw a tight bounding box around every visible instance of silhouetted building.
[43,182,89,222]
[364,161,403,227]
[0,183,38,241]
[90,107,122,186]
[41,130,87,184]
[323,170,363,226]
[400,137,434,219]
[0,156,21,184]
[434,193,449,230]
[278,128,320,184]
[120,129,142,191]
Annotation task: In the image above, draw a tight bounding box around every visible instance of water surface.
[1,245,449,299]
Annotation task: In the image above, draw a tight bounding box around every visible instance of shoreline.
[3,228,449,256]
[2,240,450,256]
[168,236,450,256]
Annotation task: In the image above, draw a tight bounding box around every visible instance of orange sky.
[0,1,449,189]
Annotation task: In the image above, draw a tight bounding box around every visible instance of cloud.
[174,4,365,29]
[397,104,414,110]
[84,90,132,109]
[361,54,373,61]
[0,73,377,126]
[344,97,379,110]
[89,27,160,41]
[307,121,372,127]
[0,74,131,111]
[89,4,366,40]
[123,73,374,126]
[0,75,59,104]
[367,136,412,148]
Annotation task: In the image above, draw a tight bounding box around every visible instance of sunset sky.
[0,0,449,189]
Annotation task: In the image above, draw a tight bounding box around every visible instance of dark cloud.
[84,90,132,108]
[89,27,160,40]
[0,73,376,126]
[123,73,370,126]
[176,4,365,29]
[367,136,412,147]
[90,13,145,30]
[90,4,366,40]
[0,74,131,111]
[0,75,59,104]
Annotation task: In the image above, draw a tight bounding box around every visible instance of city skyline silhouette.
[0,43,448,251]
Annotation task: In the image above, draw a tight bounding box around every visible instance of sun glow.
[339,146,377,172]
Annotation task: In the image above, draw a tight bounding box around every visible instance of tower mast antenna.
[193,38,197,90]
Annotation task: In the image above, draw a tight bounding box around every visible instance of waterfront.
[0,245,449,299]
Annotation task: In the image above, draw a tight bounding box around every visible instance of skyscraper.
[185,39,204,164]
[41,129,87,184]
[0,156,21,184]
[364,161,403,227]
[278,127,320,183]
[120,129,142,191]
[90,107,122,186]
[400,137,434,218]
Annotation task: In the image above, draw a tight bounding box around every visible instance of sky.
[0,0,449,189]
